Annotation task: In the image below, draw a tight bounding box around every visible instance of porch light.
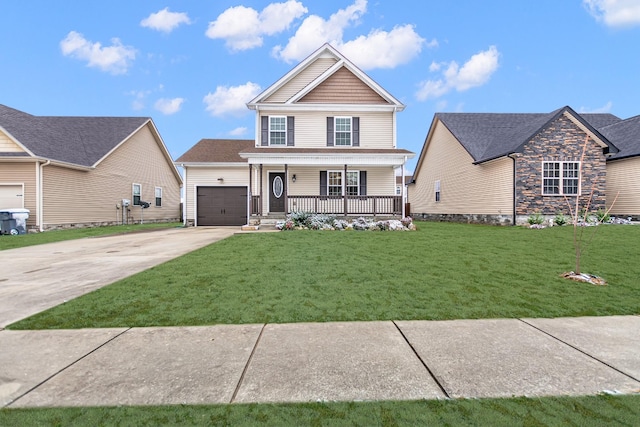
[292,174,296,182]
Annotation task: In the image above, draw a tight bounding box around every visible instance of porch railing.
[250,195,402,216]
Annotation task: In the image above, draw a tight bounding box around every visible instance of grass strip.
[1,394,638,426]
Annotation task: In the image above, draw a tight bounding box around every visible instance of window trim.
[269,116,287,146]
[132,183,141,206]
[542,161,581,196]
[334,116,352,146]
[155,186,162,207]
[327,170,360,196]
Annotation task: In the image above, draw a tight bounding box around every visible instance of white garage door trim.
[0,183,24,208]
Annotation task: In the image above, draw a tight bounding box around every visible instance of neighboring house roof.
[175,139,255,164]
[433,106,618,164]
[598,115,640,161]
[0,104,150,168]
[247,43,405,112]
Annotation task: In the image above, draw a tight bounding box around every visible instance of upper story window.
[335,117,352,146]
[327,116,359,147]
[261,116,294,146]
[543,161,580,195]
[269,116,286,145]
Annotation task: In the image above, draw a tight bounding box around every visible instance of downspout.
[38,160,51,232]
[180,164,187,226]
[508,154,517,226]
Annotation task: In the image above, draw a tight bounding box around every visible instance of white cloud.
[229,127,249,136]
[579,101,613,113]
[154,97,185,115]
[60,31,136,75]
[127,89,151,110]
[272,0,428,70]
[416,45,500,101]
[141,8,191,33]
[206,1,307,51]
[583,0,640,27]
[203,82,262,117]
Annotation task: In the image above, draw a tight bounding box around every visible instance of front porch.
[250,194,402,217]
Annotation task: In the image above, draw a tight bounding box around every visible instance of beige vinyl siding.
[183,166,249,221]
[606,157,640,216]
[265,58,337,103]
[0,162,36,226]
[299,67,388,104]
[42,124,180,226]
[410,121,512,215]
[0,129,24,152]
[263,110,394,149]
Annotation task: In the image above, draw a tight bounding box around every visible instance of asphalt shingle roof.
[435,107,631,163]
[0,104,150,167]
[175,139,255,163]
[598,115,640,160]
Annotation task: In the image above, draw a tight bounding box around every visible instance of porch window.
[325,171,362,196]
[542,161,580,195]
[132,183,141,205]
[155,187,162,207]
[269,116,286,145]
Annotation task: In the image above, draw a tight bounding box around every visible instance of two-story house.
[176,44,415,227]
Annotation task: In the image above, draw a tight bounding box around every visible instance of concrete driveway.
[0,227,237,328]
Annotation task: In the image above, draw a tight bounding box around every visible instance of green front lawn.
[0,222,182,251]
[9,222,640,329]
[1,395,638,426]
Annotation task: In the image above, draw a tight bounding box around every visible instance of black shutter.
[287,116,295,146]
[261,116,269,146]
[326,117,334,146]
[352,117,360,147]
[320,171,327,195]
[359,171,367,196]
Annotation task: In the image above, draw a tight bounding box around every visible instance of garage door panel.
[0,185,24,208]
[196,186,247,226]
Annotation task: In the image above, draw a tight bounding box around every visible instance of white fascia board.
[253,103,398,113]
[240,153,413,167]
[175,162,248,168]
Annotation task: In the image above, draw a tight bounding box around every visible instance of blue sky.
[1,0,639,172]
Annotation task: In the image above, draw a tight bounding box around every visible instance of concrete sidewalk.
[2,316,639,408]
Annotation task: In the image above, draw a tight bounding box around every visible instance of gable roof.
[175,139,255,164]
[598,115,640,160]
[434,106,617,164]
[0,104,150,168]
[247,43,404,111]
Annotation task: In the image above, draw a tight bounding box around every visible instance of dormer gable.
[298,66,388,104]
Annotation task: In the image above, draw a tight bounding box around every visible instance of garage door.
[0,184,23,208]
[197,186,247,226]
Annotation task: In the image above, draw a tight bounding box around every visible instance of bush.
[595,209,611,223]
[554,212,568,226]
[528,212,544,225]
[276,214,414,231]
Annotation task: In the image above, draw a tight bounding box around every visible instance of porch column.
[284,163,289,214]
[249,163,253,217]
[343,164,348,216]
[401,162,405,218]
[259,164,263,216]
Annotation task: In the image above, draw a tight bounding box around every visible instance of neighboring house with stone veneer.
[176,44,414,227]
[0,104,182,231]
[408,106,640,225]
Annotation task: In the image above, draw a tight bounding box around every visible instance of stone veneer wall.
[515,115,607,217]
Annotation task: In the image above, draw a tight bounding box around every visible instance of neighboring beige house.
[0,104,182,231]
[408,106,640,225]
[176,44,415,227]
